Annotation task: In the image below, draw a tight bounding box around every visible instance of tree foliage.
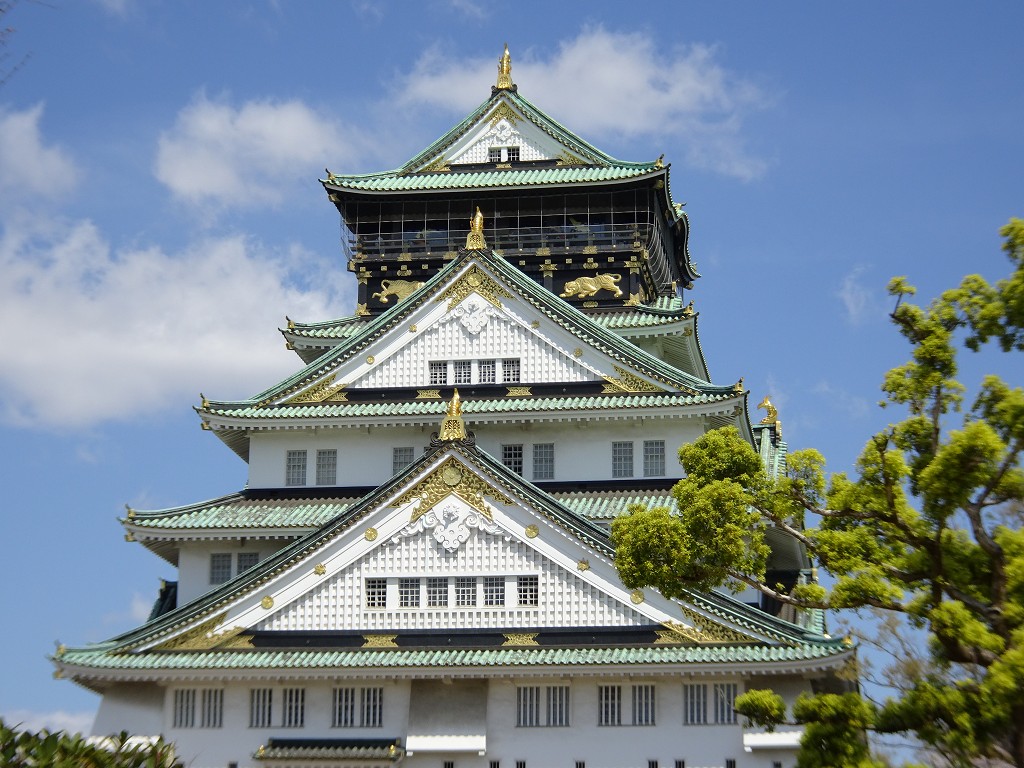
[0,720,180,768]
[613,219,1024,766]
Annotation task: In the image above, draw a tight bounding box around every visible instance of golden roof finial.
[465,207,486,250]
[438,389,467,441]
[758,395,779,424]
[496,43,514,90]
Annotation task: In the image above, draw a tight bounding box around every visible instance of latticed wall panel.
[451,121,547,165]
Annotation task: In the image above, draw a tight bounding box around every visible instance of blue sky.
[1,0,1021,737]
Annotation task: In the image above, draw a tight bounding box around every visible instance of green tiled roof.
[257,740,401,762]
[556,491,675,521]
[126,493,356,531]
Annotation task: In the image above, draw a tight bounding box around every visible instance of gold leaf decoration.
[286,374,347,404]
[525,524,539,538]
[416,389,442,399]
[506,386,532,397]
[678,606,758,644]
[601,366,664,394]
[393,457,512,523]
[154,613,240,651]
[313,563,327,576]
[260,596,274,610]
[654,621,703,645]
[488,102,520,126]
[438,265,512,310]
[362,634,398,648]
[502,632,539,646]
[364,528,378,541]
[577,559,590,571]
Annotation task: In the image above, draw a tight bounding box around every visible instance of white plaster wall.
[91,683,163,737]
[177,540,279,606]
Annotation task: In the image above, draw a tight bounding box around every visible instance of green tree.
[612,219,1024,766]
[0,719,181,768]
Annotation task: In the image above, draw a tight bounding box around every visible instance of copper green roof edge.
[257,744,400,760]
[58,641,851,671]
[323,165,661,193]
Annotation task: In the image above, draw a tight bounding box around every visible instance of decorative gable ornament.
[446,294,500,336]
[394,499,506,553]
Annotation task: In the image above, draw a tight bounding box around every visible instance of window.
[365,578,387,608]
[237,552,259,574]
[491,762,501,768]
[532,443,554,480]
[209,553,232,585]
[316,449,338,485]
[172,689,195,728]
[517,575,539,606]
[612,441,634,478]
[483,576,505,606]
[648,762,659,768]
[502,444,524,476]
[489,147,502,163]
[332,687,355,727]
[285,450,307,486]
[598,685,621,726]
[502,358,521,382]
[632,684,656,726]
[427,577,448,607]
[362,687,383,727]
[546,685,570,727]
[453,360,472,385]
[479,359,496,384]
[429,360,448,385]
[282,687,305,728]
[201,689,223,728]
[772,763,783,768]
[393,446,415,474]
[399,577,420,608]
[517,685,540,727]
[725,761,736,768]
[445,762,455,768]
[643,440,665,477]
[683,684,707,725]
[516,762,526,768]
[332,687,385,729]
[576,763,586,768]
[675,762,686,768]
[455,577,477,606]
[507,146,520,162]
[249,688,273,728]
[714,683,738,724]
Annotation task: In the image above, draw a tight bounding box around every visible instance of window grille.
[429,360,448,385]
[576,763,586,768]
[682,684,707,725]
[209,553,232,585]
[643,440,665,477]
[453,360,472,385]
[517,575,539,606]
[200,688,223,728]
[648,762,659,768]
[598,685,621,726]
[237,552,259,574]
[507,146,520,162]
[632,684,656,726]
[546,685,570,726]
[249,688,273,728]
[725,761,737,768]
[714,683,738,724]
[172,689,195,728]
[285,450,307,486]
[427,577,448,607]
[501,358,521,382]
[516,761,526,768]
[365,578,387,608]
[675,762,686,768]
[532,443,554,480]
[492,762,501,768]
[362,687,384,727]
[445,762,455,768]
[479,359,496,383]
[393,446,415,474]
[316,449,337,485]
[455,577,477,606]
[502,444,524,476]
[612,442,634,477]
[488,147,502,163]
[772,762,783,768]
[399,577,420,608]
[483,576,505,606]
[516,686,540,727]
[332,687,355,727]
[282,687,305,728]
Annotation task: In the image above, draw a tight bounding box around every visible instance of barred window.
[237,552,259,574]
[455,577,477,606]
[453,360,472,385]
[598,685,621,726]
[726,761,737,768]
[502,358,521,383]
[316,449,338,485]
[714,683,738,724]
[649,762,659,768]
[249,688,273,728]
[507,146,520,162]
[209,553,232,585]
[399,577,420,608]
[488,147,502,163]
[683,684,707,725]
[200,688,223,728]
[172,689,195,728]
[282,687,305,728]
[285,449,307,486]
[547,685,570,727]
[532,443,554,480]
[502,444,524,476]
[365,578,387,608]
[483,576,505,606]
[517,686,540,727]
[643,440,665,477]
[427,577,448,607]
[393,446,415,474]
[333,686,383,729]
[611,441,634,478]
[362,687,384,727]
[632,684,656,726]
[479,359,496,384]
[517,575,539,606]
[332,687,356,727]
[429,360,448,385]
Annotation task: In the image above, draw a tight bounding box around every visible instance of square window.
[285,449,307,486]
[209,553,232,585]
[237,552,259,574]
[173,689,195,728]
[501,358,521,383]
[282,687,305,728]
[399,577,420,608]
[598,685,621,726]
[488,147,502,163]
[453,360,472,385]
[612,441,634,478]
[643,440,665,477]
[507,146,520,162]
[479,359,496,384]
[249,688,273,728]
[683,684,707,725]
[532,443,554,480]
[517,575,539,606]
[201,688,223,728]
[632,684,656,726]
[427,577,448,607]
[483,576,505,606]
[429,360,448,385]
[393,446,415,474]
[502,444,524,476]
[316,449,338,485]
[365,578,387,609]
[455,577,477,606]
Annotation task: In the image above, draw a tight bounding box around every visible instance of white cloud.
[813,380,871,420]
[394,28,771,180]
[837,265,879,325]
[0,213,350,429]
[155,94,351,209]
[1,709,95,735]
[0,104,80,205]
